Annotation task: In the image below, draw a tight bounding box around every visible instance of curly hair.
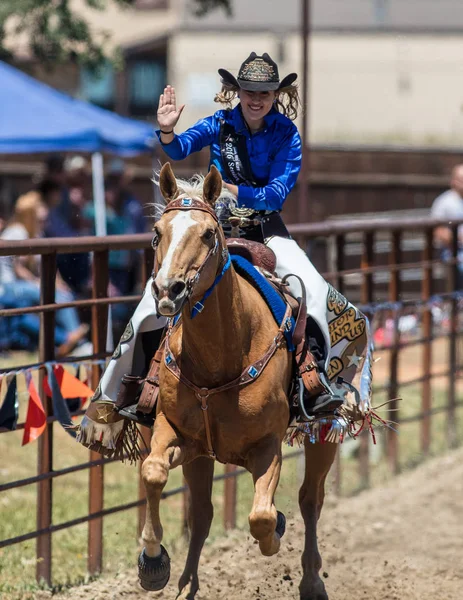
[214,83,301,121]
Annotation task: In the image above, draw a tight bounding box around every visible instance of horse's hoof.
[276,510,286,538]
[138,546,171,591]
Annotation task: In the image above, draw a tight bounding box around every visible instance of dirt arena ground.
[47,447,463,600]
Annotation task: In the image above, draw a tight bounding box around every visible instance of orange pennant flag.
[53,365,94,399]
[22,373,47,445]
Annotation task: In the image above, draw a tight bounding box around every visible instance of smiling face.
[239,89,277,128]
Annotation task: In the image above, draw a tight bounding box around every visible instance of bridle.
[151,196,229,317]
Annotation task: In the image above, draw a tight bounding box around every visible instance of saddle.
[226,238,276,273]
[115,243,324,423]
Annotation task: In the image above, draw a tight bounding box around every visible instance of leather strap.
[137,340,166,414]
[163,303,292,458]
[115,374,144,410]
[162,197,219,222]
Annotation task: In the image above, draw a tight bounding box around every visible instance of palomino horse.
[139,163,337,600]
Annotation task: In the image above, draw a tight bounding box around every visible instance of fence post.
[359,231,373,489]
[447,225,458,448]
[421,228,434,455]
[223,464,237,530]
[36,252,57,585]
[88,250,109,575]
[387,231,401,474]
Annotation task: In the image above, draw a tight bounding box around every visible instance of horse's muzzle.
[152,277,187,317]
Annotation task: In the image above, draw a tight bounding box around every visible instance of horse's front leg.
[299,440,337,600]
[246,436,284,557]
[177,456,215,600]
[139,413,185,592]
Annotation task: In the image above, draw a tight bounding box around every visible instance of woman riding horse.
[155,52,341,414]
[76,52,371,451]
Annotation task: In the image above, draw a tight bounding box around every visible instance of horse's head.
[152,163,227,317]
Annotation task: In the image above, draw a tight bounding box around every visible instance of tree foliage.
[0,0,232,71]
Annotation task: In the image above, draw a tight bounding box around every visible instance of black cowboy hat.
[218,52,297,92]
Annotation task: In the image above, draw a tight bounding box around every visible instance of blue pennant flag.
[0,375,18,431]
[45,365,76,438]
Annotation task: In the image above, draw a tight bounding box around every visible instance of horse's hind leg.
[178,456,215,600]
[139,413,184,591]
[299,440,337,600]
[246,436,283,557]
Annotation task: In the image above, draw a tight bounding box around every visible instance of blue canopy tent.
[0,60,158,350]
[0,59,157,235]
[0,60,155,156]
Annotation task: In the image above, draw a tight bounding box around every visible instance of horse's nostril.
[171,281,186,296]
[152,280,160,297]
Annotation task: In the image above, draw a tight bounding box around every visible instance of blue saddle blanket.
[231,255,295,351]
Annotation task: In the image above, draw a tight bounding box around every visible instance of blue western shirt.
[156,105,302,212]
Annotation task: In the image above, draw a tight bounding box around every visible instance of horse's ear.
[159,162,179,203]
[203,165,223,208]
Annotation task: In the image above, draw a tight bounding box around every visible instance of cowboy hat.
[218,52,297,92]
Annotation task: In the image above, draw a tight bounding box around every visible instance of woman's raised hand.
[157,86,185,131]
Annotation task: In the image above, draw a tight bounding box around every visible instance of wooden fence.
[0,215,461,585]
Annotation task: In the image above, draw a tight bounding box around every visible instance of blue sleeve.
[156,115,218,160]
[237,129,302,211]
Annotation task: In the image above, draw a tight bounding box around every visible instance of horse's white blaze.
[157,211,195,284]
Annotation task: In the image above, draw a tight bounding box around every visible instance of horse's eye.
[203,228,214,241]
[151,227,161,249]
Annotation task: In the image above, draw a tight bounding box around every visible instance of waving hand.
[157,85,185,131]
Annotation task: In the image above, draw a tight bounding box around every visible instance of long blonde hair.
[214,83,301,121]
[9,191,46,239]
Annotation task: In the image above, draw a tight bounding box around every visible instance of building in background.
[6,0,463,147]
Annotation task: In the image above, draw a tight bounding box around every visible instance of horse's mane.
[150,171,237,222]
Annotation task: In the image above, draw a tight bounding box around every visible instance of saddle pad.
[231,255,295,351]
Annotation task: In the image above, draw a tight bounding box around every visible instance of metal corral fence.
[0,216,461,585]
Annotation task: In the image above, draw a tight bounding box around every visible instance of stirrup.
[117,403,155,428]
[298,377,344,420]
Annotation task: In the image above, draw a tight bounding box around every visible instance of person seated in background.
[431,164,463,289]
[0,191,90,356]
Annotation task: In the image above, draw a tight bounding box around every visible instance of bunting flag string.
[43,365,94,401]
[0,375,18,432]
[45,365,76,438]
[0,358,106,381]
[22,371,47,446]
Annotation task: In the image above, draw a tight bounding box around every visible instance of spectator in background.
[431,164,463,288]
[65,155,89,228]
[39,155,90,294]
[84,178,134,294]
[0,191,90,356]
[107,158,146,235]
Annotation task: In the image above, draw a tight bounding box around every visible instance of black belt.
[221,211,291,243]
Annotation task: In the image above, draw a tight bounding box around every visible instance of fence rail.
[0,215,461,585]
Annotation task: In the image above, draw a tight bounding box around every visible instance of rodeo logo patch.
[327,357,344,380]
[327,284,348,316]
[329,307,366,347]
